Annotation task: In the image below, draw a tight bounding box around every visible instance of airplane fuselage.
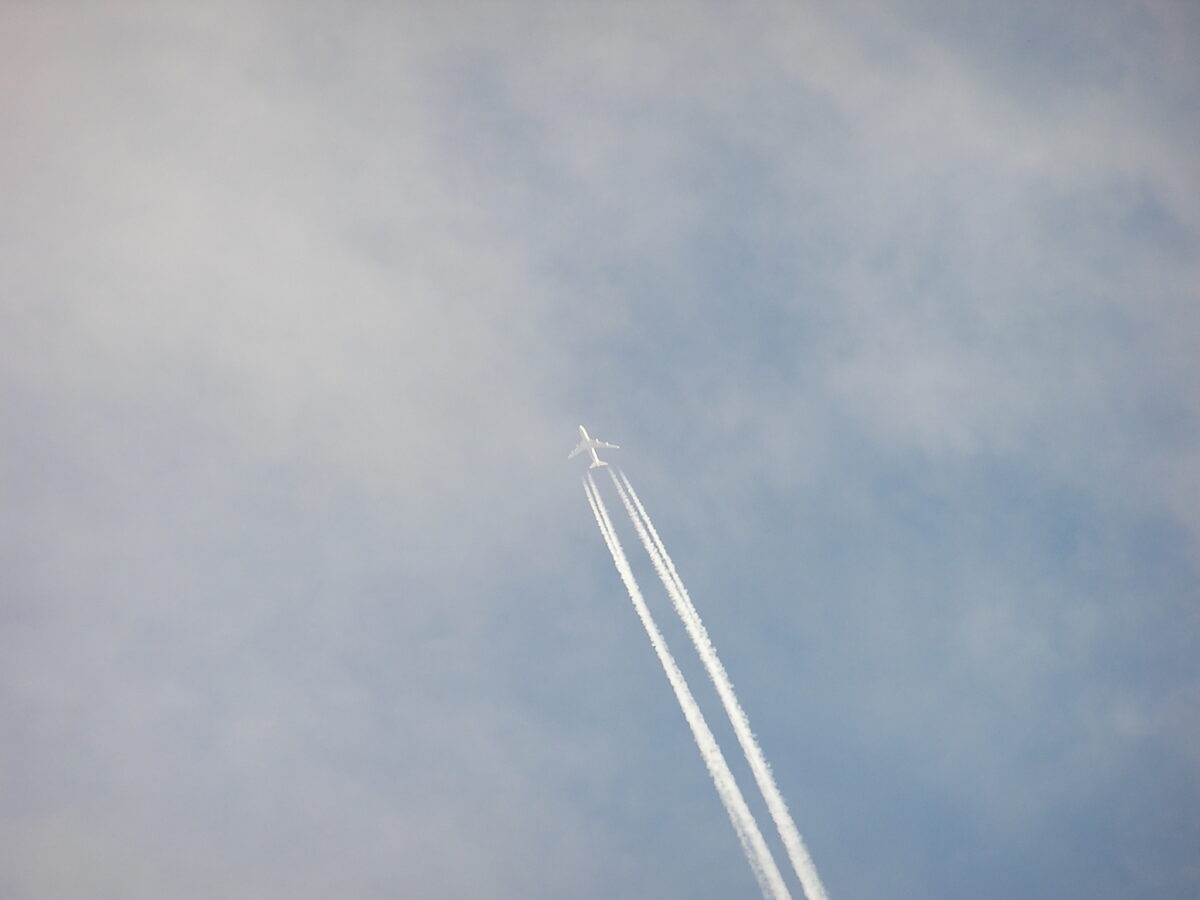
[580,426,604,468]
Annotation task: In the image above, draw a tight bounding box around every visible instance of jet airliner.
[568,425,619,468]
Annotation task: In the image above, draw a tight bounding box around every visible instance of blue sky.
[2,2,1198,897]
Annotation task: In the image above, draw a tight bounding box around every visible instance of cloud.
[1,1,1197,897]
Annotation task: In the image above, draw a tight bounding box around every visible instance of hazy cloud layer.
[3,2,1197,897]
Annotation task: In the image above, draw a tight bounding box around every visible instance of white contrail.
[583,473,791,900]
[611,468,829,900]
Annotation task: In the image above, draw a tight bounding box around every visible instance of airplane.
[568,425,619,468]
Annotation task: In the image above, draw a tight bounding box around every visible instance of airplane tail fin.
[589,459,608,469]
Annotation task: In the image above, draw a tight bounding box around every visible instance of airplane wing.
[595,441,619,449]
[567,440,589,459]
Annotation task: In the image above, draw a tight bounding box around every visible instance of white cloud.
[1,2,1197,897]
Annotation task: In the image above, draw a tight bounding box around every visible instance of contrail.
[583,473,791,900]
[611,467,829,900]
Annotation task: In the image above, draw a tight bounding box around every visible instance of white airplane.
[568,425,619,468]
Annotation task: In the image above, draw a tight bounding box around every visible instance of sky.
[2,1,1198,897]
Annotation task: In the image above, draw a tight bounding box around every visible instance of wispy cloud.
[1,1,1196,896]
